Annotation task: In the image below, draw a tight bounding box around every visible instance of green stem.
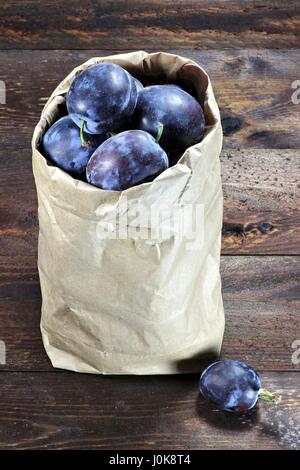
[80,120,89,147]
[155,122,164,143]
[109,131,116,138]
[259,388,281,405]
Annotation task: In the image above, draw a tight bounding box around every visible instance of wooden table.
[0,0,299,450]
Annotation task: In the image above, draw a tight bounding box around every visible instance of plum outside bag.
[32,51,224,374]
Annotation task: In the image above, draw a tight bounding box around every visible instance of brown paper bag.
[32,51,224,374]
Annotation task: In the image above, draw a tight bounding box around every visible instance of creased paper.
[32,51,224,374]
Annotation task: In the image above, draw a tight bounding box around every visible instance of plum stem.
[80,120,89,147]
[259,388,281,405]
[109,131,116,138]
[155,122,164,143]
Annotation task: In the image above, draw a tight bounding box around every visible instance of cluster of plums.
[41,63,206,191]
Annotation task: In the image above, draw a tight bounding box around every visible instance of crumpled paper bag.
[32,51,224,374]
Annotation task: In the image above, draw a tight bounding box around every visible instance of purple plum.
[134,84,205,151]
[199,360,280,413]
[67,63,138,134]
[41,115,107,176]
[86,130,169,191]
[200,360,261,413]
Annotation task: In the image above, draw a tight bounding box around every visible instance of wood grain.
[1,147,298,257]
[0,1,299,50]
[0,49,299,150]
[221,256,300,371]
[221,149,300,254]
[222,149,299,213]
[0,371,298,449]
[0,256,299,371]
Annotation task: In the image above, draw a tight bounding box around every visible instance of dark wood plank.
[0,371,298,449]
[221,149,300,254]
[221,256,300,371]
[0,1,299,50]
[0,49,299,150]
[222,212,300,255]
[222,149,299,213]
[1,147,298,257]
[0,256,299,371]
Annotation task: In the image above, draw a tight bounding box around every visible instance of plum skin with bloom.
[86,130,169,191]
[41,115,107,176]
[134,84,205,152]
[199,360,261,413]
[134,77,144,94]
[67,63,138,134]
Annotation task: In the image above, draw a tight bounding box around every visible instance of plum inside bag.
[32,51,224,374]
